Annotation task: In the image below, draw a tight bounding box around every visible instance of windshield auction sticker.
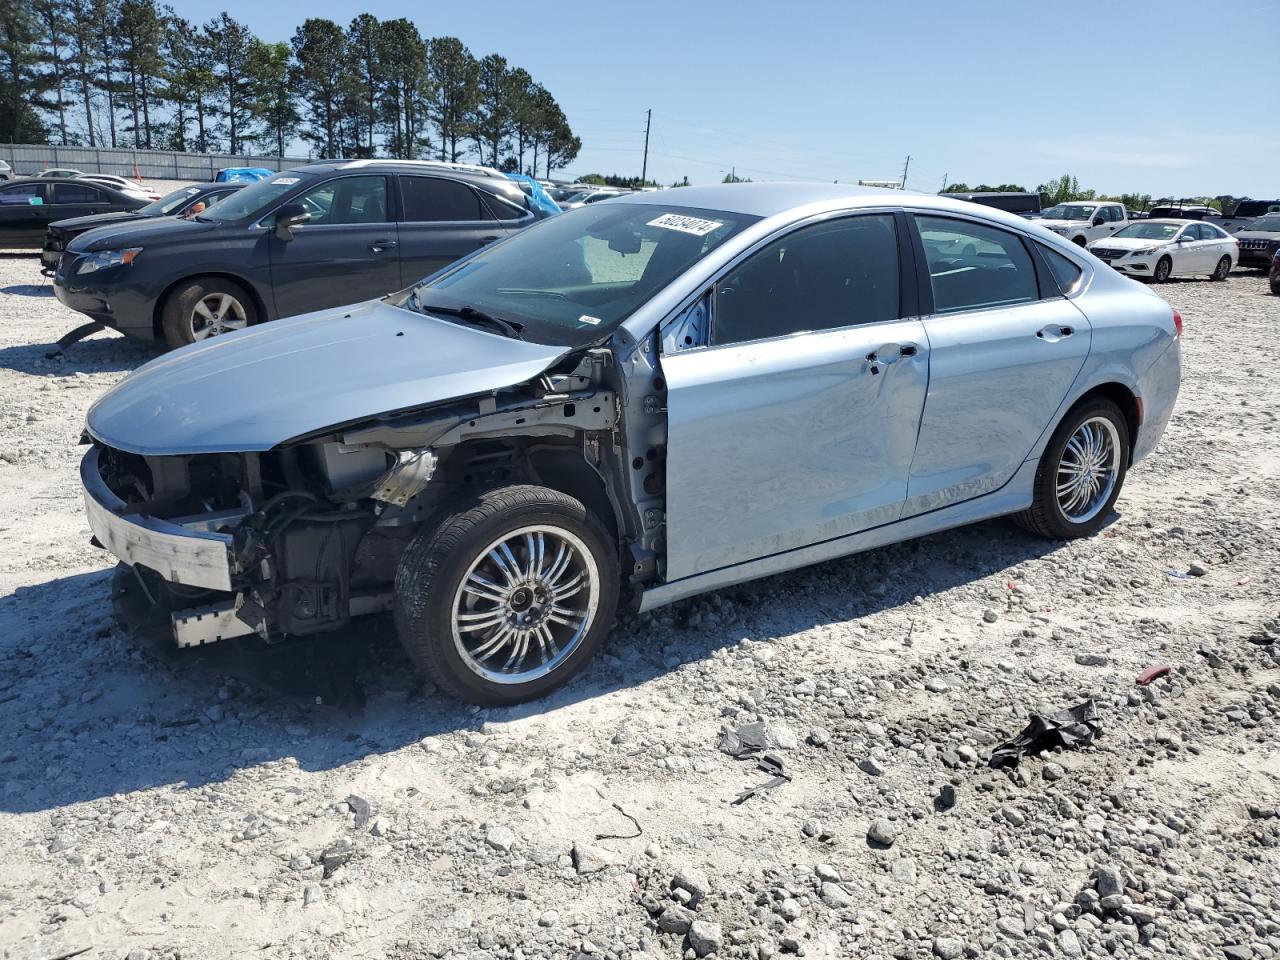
[272,177,300,185]
[647,214,724,237]
[577,315,603,326]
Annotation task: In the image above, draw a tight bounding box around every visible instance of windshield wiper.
[415,299,523,340]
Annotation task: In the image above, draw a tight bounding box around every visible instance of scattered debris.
[345,794,372,829]
[1136,664,1172,685]
[988,700,1101,769]
[594,802,643,841]
[731,752,791,805]
[718,720,768,758]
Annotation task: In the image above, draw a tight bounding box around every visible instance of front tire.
[1153,256,1172,283]
[1017,398,1129,540]
[1211,256,1231,281]
[160,276,257,349]
[394,485,620,705]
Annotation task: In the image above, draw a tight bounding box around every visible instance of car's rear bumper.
[81,445,240,591]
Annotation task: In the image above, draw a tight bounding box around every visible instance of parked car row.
[40,182,246,274]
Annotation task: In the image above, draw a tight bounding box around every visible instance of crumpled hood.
[87,300,569,455]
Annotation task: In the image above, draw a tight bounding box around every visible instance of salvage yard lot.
[0,254,1278,960]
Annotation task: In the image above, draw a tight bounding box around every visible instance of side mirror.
[273,202,311,241]
[1092,217,1105,226]
[1177,234,1193,242]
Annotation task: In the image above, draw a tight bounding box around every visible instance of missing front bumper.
[81,446,242,592]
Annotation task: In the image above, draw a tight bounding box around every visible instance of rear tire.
[1016,398,1130,540]
[394,485,619,706]
[1153,256,1172,283]
[160,276,257,349]
[1211,256,1231,281]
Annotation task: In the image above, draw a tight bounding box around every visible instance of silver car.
[80,184,1182,704]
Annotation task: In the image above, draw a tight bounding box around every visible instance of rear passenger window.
[712,214,899,346]
[52,183,104,204]
[1038,244,1085,296]
[401,177,488,222]
[916,216,1039,314]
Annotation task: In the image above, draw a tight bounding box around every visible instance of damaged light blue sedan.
[81,183,1182,704]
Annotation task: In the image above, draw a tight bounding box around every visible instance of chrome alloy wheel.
[450,524,600,684]
[1057,416,1121,524]
[191,292,248,340]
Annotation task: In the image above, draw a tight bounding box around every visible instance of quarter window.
[711,214,900,346]
[294,176,388,225]
[400,176,488,222]
[916,216,1039,314]
[1038,244,1085,296]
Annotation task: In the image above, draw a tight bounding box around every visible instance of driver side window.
[711,214,900,346]
[294,176,388,226]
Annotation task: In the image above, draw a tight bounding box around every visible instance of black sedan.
[41,182,245,273]
[0,177,147,249]
[53,160,546,349]
[1234,212,1280,269]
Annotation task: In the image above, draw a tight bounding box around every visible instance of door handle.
[866,343,917,374]
[369,239,398,253]
[866,343,917,363]
[1036,324,1074,341]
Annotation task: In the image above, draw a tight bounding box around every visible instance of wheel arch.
[1063,382,1141,465]
[151,272,270,339]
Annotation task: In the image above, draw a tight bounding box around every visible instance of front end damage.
[82,342,668,649]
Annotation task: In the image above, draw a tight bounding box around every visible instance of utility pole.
[900,155,911,190]
[641,109,651,185]
[940,172,948,191]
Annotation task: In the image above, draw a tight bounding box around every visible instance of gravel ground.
[0,254,1278,960]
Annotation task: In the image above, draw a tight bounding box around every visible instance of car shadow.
[0,283,53,297]
[0,333,158,374]
[0,515,1067,814]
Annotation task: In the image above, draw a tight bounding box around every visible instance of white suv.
[1038,201,1128,246]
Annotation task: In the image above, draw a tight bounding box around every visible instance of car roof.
[283,160,519,195]
[610,181,1041,221]
[1140,218,1199,225]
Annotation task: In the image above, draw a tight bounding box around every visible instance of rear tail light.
[1172,309,1183,338]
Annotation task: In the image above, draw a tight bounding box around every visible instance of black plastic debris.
[719,721,791,803]
[988,700,1101,769]
[345,794,372,828]
[732,753,791,805]
[718,720,769,758]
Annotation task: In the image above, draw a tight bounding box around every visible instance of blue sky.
[169,0,1278,197]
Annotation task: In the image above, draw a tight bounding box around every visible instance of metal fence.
[1,143,311,181]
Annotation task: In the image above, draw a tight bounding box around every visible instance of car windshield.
[408,203,760,347]
[1041,204,1096,221]
[140,186,202,216]
[1113,223,1180,240]
[1247,213,1280,232]
[197,173,308,222]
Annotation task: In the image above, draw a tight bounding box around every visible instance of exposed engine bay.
[88,338,670,647]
